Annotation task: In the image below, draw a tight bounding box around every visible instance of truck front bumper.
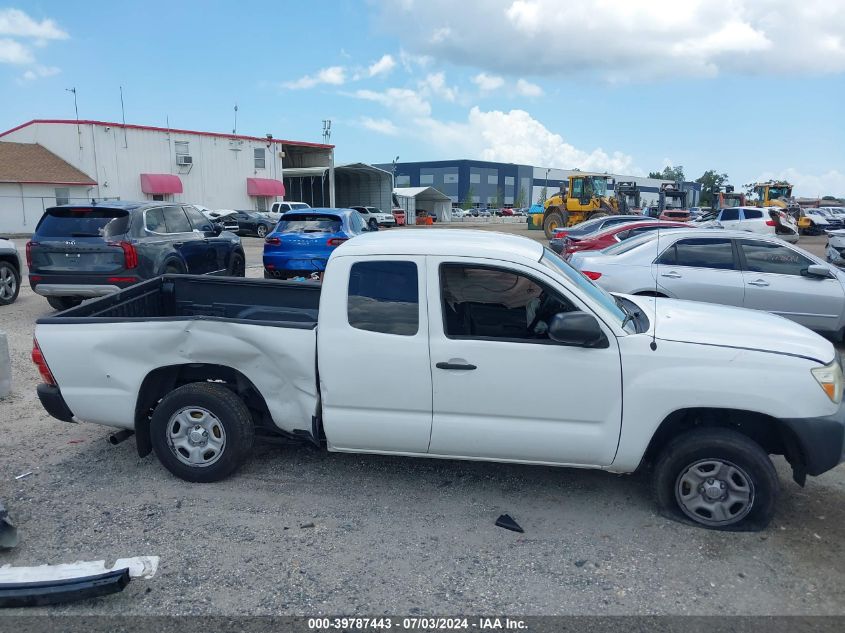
[780,401,845,477]
[37,383,75,423]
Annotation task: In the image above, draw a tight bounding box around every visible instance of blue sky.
[2,0,844,196]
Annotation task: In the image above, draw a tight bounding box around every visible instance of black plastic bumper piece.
[780,403,845,477]
[0,568,130,607]
[36,383,75,423]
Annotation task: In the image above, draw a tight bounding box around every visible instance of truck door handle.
[661,271,682,279]
[748,279,770,287]
[436,362,477,371]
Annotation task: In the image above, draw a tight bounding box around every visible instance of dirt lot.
[1,226,843,615]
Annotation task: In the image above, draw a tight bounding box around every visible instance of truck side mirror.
[548,311,608,348]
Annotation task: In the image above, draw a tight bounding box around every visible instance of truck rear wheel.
[654,428,778,530]
[543,209,567,239]
[150,382,255,482]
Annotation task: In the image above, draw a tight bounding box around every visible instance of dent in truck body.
[33,318,318,435]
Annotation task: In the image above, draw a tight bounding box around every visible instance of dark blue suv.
[28,201,245,310]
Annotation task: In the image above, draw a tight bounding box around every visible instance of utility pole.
[233,103,238,135]
[66,87,81,149]
[323,120,335,207]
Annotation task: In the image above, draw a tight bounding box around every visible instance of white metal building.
[0,119,334,232]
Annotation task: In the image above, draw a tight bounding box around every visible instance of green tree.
[822,195,839,201]
[648,165,686,182]
[538,186,548,203]
[461,185,476,210]
[695,170,729,206]
[515,186,527,208]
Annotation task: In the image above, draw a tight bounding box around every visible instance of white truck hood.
[623,294,835,364]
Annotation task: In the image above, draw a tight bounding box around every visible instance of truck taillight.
[109,241,138,269]
[31,338,56,386]
[265,237,281,246]
[327,238,348,247]
[582,271,602,280]
[25,240,35,267]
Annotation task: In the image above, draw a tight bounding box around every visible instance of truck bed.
[36,275,321,328]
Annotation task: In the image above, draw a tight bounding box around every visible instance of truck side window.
[348,261,419,336]
[440,264,573,341]
[163,206,192,233]
[720,208,740,221]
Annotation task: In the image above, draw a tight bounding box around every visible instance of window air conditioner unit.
[176,155,193,166]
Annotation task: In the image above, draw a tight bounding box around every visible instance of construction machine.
[542,173,619,238]
[750,180,807,230]
[615,181,642,214]
[657,182,690,221]
[714,185,746,210]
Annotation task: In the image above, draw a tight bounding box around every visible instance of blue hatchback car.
[263,208,371,279]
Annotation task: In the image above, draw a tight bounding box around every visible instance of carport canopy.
[282,163,392,211]
[393,186,453,222]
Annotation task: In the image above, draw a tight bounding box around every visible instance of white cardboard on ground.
[0,555,159,582]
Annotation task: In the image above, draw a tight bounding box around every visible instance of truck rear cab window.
[440,264,574,341]
[348,261,419,336]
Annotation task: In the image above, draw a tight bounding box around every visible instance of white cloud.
[472,72,504,91]
[757,168,845,199]
[0,37,31,64]
[354,87,432,118]
[418,72,457,101]
[379,0,845,80]
[515,78,543,97]
[284,66,346,89]
[0,8,68,40]
[368,54,396,77]
[21,64,59,81]
[360,117,399,136]
[399,48,432,72]
[351,86,636,173]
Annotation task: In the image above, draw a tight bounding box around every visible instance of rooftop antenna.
[322,119,332,144]
[119,86,128,148]
[233,103,238,135]
[65,87,81,149]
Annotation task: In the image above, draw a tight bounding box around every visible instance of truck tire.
[228,252,246,277]
[543,209,568,239]
[46,296,82,311]
[150,382,255,483]
[0,261,20,305]
[654,427,779,530]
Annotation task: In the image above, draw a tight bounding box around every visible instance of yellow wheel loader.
[542,173,619,238]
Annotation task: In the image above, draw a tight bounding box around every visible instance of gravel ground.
[0,227,843,616]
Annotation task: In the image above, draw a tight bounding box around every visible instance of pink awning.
[247,177,285,197]
[140,173,183,194]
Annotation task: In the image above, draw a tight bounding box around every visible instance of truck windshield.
[277,215,341,233]
[590,178,607,197]
[539,249,628,328]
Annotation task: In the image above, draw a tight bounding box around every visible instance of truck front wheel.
[543,209,567,239]
[150,382,255,482]
[654,428,779,530]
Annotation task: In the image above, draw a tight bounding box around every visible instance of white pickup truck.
[33,231,845,530]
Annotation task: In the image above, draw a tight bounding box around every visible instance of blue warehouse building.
[375,159,700,209]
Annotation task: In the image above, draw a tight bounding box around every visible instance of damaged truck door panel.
[32,231,845,530]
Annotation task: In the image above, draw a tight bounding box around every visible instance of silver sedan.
[570,228,845,337]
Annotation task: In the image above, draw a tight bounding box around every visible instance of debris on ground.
[14,472,32,480]
[495,514,524,533]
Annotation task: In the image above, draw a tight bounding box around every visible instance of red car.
[660,209,691,222]
[499,207,515,217]
[562,220,689,257]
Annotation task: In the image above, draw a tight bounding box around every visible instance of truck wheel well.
[642,407,807,485]
[134,363,274,458]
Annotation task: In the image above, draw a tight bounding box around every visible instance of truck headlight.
[811,359,843,404]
